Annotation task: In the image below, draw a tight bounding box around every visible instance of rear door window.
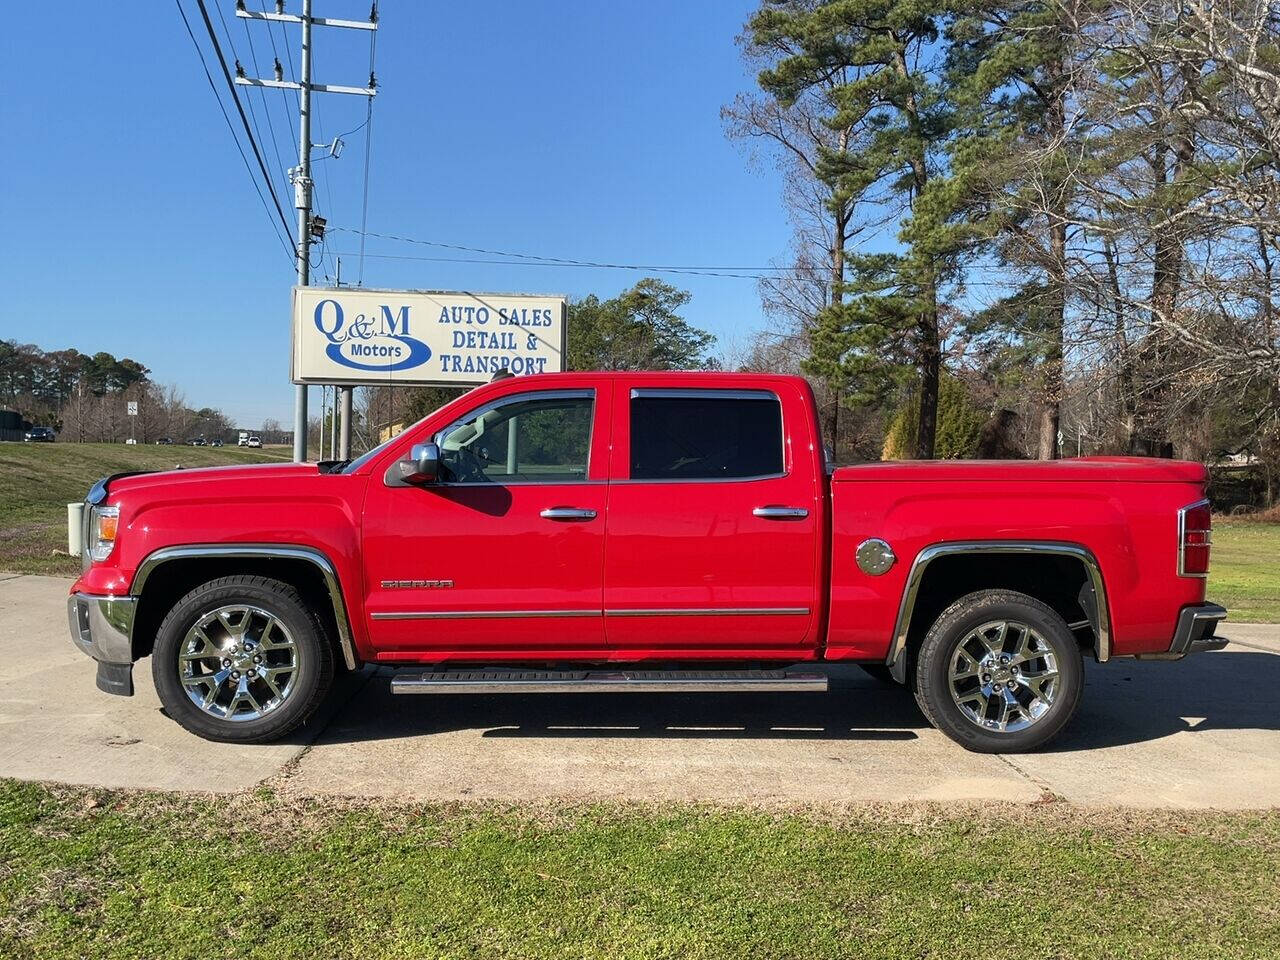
[629,390,783,481]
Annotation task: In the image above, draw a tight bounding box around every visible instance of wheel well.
[903,553,1100,665]
[130,557,344,664]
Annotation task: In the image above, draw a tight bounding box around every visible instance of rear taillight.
[1178,499,1211,577]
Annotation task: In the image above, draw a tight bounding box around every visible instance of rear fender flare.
[885,541,1111,683]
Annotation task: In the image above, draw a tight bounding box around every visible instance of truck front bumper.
[67,593,137,695]
[1136,602,1228,660]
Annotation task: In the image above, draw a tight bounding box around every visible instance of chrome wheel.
[948,619,1060,733]
[178,604,299,722]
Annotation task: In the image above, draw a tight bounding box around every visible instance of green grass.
[1210,521,1280,622]
[1,780,1278,959]
[0,442,289,576]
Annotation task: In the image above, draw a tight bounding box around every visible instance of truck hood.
[832,456,1208,484]
[93,462,322,500]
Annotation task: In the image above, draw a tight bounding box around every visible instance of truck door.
[603,381,822,656]
[361,385,610,658]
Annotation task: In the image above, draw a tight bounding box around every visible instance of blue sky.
[0,1,796,427]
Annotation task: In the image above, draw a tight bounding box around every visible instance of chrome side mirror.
[398,442,441,485]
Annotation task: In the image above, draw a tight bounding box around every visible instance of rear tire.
[151,575,334,743]
[913,589,1083,753]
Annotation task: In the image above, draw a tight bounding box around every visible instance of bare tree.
[1060,0,1279,465]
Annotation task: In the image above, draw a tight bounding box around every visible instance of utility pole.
[330,384,338,457]
[290,0,313,462]
[338,384,352,458]
[235,0,378,462]
[335,256,351,458]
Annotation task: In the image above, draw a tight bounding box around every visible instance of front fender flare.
[130,543,359,670]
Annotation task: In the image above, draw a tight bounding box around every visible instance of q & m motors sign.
[291,286,566,386]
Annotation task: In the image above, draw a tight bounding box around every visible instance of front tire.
[151,575,334,743]
[913,589,1083,753]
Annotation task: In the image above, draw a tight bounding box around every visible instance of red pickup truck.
[67,371,1226,752]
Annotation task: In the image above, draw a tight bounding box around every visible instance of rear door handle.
[753,506,809,520]
[540,507,597,521]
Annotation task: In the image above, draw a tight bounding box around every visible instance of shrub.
[882,375,985,460]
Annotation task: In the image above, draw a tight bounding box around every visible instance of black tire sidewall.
[151,577,331,743]
[916,591,1083,753]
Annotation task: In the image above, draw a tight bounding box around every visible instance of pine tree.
[747,0,954,458]
[945,0,1080,460]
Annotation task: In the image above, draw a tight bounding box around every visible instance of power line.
[213,0,285,216]
[190,0,293,239]
[174,0,293,261]
[327,227,812,279]
[235,0,380,461]
[357,3,378,285]
[237,5,292,207]
[325,249,811,281]
[259,0,301,161]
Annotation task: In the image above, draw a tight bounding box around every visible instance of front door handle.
[540,507,597,521]
[753,505,809,520]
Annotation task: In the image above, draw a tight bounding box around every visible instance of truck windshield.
[340,421,422,474]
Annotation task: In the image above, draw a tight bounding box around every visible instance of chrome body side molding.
[605,607,810,617]
[885,541,1112,683]
[371,607,811,621]
[372,609,599,621]
[131,544,360,670]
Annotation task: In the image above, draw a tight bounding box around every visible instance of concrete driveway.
[3,573,1277,809]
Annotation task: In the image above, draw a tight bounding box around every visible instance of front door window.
[437,393,593,484]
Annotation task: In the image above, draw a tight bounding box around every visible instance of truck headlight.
[89,505,120,562]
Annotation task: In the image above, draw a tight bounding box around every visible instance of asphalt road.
[3,573,1277,808]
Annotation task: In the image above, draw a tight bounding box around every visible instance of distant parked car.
[125,438,137,445]
[155,437,174,445]
[209,438,224,447]
[23,427,55,443]
[188,437,206,446]
[246,436,262,448]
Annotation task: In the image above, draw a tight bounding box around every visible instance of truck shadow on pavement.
[313,669,925,744]
[307,649,1280,750]
[1043,650,1280,752]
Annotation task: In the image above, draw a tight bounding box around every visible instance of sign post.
[292,287,567,387]
[126,400,137,444]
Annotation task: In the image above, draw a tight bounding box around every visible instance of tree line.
[0,341,236,444]
[722,0,1279,486]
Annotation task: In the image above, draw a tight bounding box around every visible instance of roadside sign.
[127,401,138,416]
[291,286,567,386]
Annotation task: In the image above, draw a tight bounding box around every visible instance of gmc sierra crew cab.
[67,371,1227,752]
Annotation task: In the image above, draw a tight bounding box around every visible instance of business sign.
[291,286,566,386]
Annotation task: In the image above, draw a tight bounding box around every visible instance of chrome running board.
[390,668,828,695]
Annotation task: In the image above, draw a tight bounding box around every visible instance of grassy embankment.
[0,442,289,576]
[1,442,1277,619]
[2,779,1279,959]
[1210,518,1280,622]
